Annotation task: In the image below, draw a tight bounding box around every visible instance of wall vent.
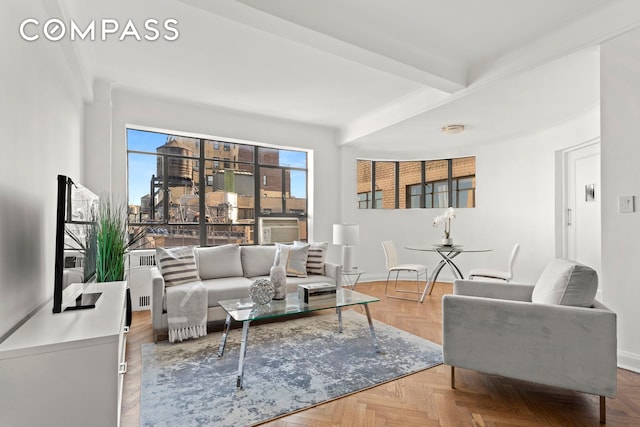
[137,254,156,266]
[139,295,151,307]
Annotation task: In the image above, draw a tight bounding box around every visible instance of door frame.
[560,137,601,259]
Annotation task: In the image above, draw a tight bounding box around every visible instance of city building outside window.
[127,129,308,248]
[357,157,476,209]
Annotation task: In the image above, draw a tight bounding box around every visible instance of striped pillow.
[156,246,199,287]
[295,241,328,275]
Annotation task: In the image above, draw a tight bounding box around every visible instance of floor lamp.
[333,224,360,272]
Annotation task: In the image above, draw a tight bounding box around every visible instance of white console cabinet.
[0,281,127,427]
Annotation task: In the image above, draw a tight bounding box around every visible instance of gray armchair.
[442,259,617,423]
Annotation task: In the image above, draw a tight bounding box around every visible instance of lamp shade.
[333,224,359,245]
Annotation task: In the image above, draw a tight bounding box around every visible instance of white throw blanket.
[166,283,207,343]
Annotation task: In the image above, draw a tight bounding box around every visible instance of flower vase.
[270,266,287,300]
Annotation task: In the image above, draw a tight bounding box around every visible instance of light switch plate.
[619,195,635,213]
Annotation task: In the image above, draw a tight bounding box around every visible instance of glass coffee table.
[217,288,380,388]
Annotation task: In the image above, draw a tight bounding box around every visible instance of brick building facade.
[357,156,476,209]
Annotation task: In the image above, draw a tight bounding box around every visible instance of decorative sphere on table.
[249,279,275,305]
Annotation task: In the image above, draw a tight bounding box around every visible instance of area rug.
[140,309,442,426]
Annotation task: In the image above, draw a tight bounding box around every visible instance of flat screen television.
[53,174,101,313]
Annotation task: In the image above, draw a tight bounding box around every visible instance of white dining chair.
[469,243,520,282]
[382,240,427,301]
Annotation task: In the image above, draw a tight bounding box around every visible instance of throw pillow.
[531,259,598,307]
[196,244,243,279]
[295,241,328,275]
[241,245,277,277]
[274,243,309,277]
[155,246,199,287]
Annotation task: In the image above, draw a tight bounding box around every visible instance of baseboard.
[357,273,390,283]
[357,273,455,284]
[618,350,640,373]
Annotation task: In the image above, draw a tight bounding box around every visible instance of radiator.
[126,250,156,311]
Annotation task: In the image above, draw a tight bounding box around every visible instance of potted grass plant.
[96,199,127,283]
[95,197,148,282]
[65,196,147,325]
[95,198,148,326]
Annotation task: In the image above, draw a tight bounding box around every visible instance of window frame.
[358,157,476,210]
[127,129,309,247]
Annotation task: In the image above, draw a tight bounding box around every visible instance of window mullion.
[162,155,169,224]
[421,160,426,209]
[371,161,376,209]
[199,139,207,246]
[394,162,399,209]
[447,159,453,208]
[281,167,286,213]
[254,146,260,244]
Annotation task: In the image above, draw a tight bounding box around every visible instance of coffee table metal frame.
[217,288,380,388]
[341,270,365,290]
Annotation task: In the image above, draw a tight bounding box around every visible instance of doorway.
[563,141,601,287]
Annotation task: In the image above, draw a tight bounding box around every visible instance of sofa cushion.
[531,259,598,307]
[201,277,254,307]
[295,241,328,275]
[241,245,277,277]
[274,243,309,277]
[155,246,199,287]
[195,244,243,279]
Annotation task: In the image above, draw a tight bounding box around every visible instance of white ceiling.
[62,0,640,150]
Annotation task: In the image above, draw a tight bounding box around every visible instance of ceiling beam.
[340,88,450,145]
[179,0,466,93]
[341,0,640,145]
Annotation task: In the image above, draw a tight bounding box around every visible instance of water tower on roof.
[156,136,196,182]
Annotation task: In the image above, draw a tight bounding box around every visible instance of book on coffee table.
[298,282,336,303]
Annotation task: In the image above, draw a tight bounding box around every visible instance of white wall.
[601,28,640,372]
[0,0,85,337]
[83,85,343,260]
[341,108,599,285]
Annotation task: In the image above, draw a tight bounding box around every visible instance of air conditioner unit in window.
[259,217,300,244]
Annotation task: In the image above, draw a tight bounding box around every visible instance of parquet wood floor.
[121,281,640,426]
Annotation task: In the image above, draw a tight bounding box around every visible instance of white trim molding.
[618,350,640,374]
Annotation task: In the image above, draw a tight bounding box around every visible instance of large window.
[357,156,476,209]
[127,129,308,248]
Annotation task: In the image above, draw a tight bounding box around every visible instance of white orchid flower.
[433,207,456,239]
[444,207,456,219]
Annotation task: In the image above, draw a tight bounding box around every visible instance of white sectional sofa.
[150,244,341,341]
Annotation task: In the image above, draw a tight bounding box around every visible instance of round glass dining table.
[405,245,492,303]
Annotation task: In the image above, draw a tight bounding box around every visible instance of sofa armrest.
[150,267,165,332]
[454,279,534,301]
[442,294,617,397]
[323,262,342,287]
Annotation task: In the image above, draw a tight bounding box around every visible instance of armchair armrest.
[442,294,617,397]
[323,262,343,288]
[150,267,165,332]
[454,279,534,301]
